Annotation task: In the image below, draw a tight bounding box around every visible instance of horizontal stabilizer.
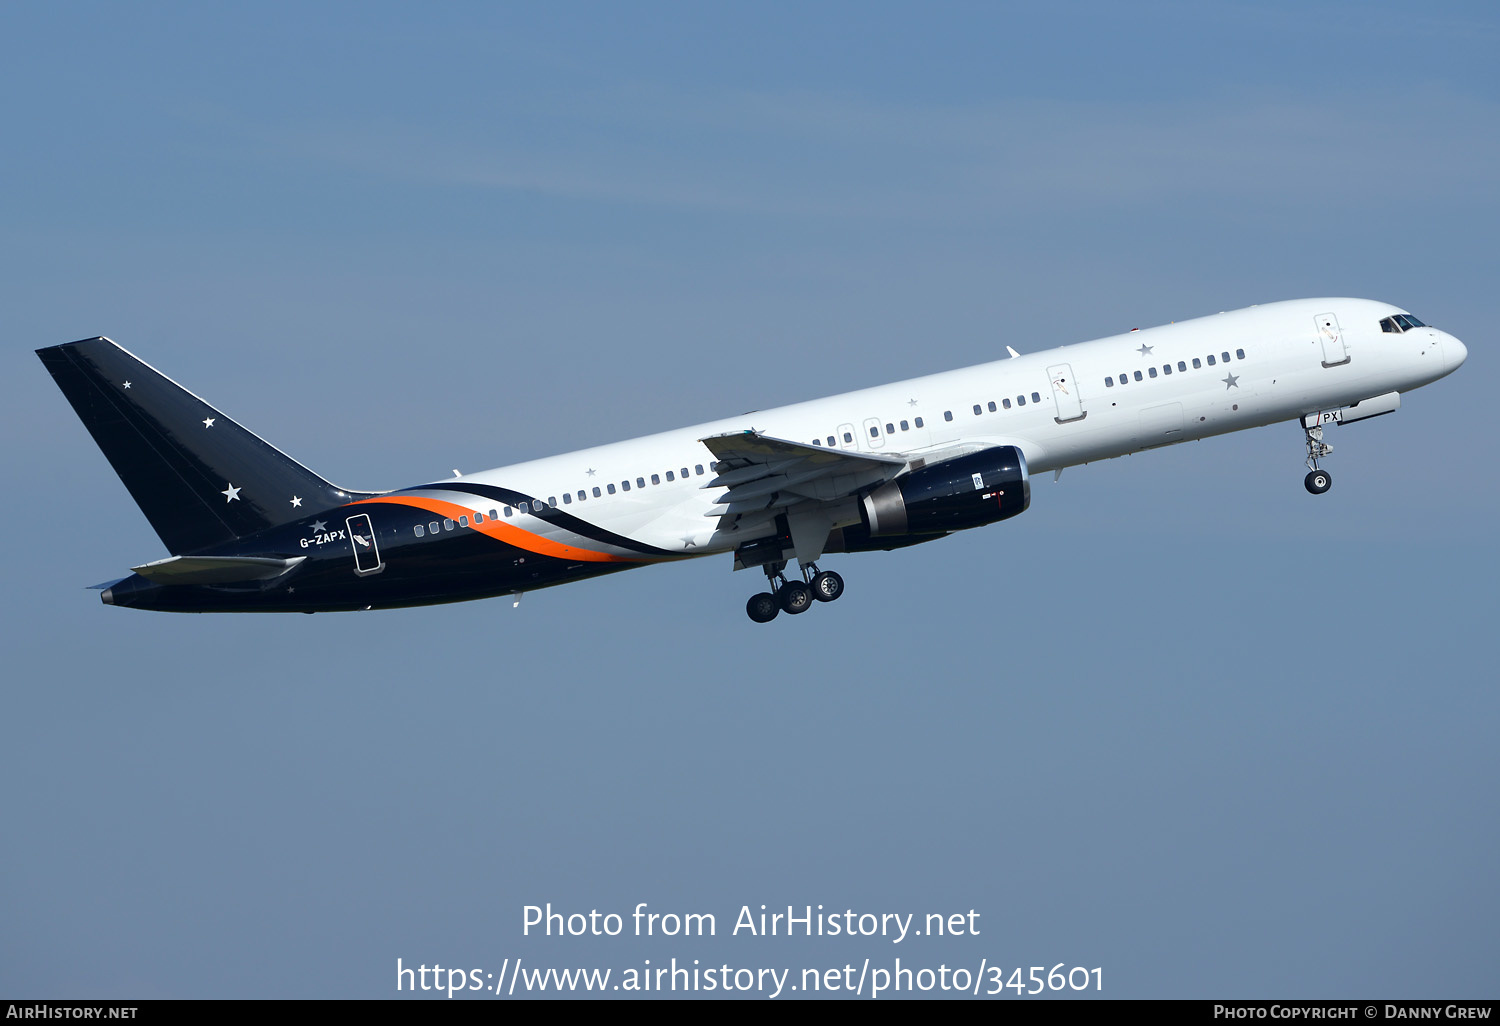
[131,555,306,584]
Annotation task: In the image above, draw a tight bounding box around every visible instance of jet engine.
[861,446,1030,538]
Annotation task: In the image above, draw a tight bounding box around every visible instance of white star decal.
[122,381,132,389]
[1223,373,1240,389]
[222,483,241,502]
[310,520,327,532]
[290,496,302,508]
[681,535,699,548]
[1137,344,1154,356]
[908,398,918,406]
[586,468,596,477]
[203,417,215,428]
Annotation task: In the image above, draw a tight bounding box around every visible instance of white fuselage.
[438,298,1467,561]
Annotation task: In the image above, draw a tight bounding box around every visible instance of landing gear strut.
[745,561,845,622]
[1303,424,1333,495]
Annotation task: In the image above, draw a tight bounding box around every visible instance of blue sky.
[3,1,1496,999]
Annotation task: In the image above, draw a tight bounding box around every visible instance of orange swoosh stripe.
[353,495,638,564]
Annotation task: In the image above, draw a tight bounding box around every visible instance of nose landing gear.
[1303,423,1334,495]
[745,561,845,622]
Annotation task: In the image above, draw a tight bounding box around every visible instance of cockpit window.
[1380,313,1429,334]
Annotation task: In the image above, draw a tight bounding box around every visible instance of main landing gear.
[1303,423,1333,495]
[745,561,845,623]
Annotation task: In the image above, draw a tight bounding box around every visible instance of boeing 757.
[36,297,1467,621]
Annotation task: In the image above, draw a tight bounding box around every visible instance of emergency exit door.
[1316,313,1349,367]
[1047,363,1085,423]
[346,513,384,576]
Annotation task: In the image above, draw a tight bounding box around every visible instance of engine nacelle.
[861,446,1030,537]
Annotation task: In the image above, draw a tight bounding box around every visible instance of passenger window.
[1192,358,1201,369]
[444,519,454,530]
[680,468,689,478]
[429,521,439,533]
[650,474,660,485]
[1148,367,1157,378]
[607,483,616,494]
[635,478,644,489]
[562,493,571,504]
[972,405,981,416]
[459,515,469,526]
[843,432,853,442]
[1207,354,1216,366]
[666,470,675,481]
[812,439,821,446]
[577,491,586,501]
[915,416,924,427]
[900,420,909,430]
[870,426,879,437]
[987,402,996,412]
[1105,377,1114,387]
[885,422,894,433]
[504,507,513,517]
[1133,371,1142,382]
[474,512,484,523]
[1017,395,1026,406]
[622,481,630,491]
[944,411,953,421]
[1032,392,1041,403]
[695,465,704,475]
[1221,352,1230,363]
[1236,349,1245,360]
[1002,399,1011,409]
[1177,361,1186,372]
[1162,364,1172,375]
[593,487,602,497]
[414,524,425,537]
[826,436,835,446]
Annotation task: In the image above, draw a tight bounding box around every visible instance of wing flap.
[698,430,906,530]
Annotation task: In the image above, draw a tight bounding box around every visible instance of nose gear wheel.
[1303,424,1334,495]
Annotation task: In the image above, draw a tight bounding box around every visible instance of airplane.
[37,297,1467,622]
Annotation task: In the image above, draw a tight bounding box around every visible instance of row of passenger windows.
[805,388,1050,447]
[965,393,1044,417]
[411,462,720,537]
[1104,349,1246,387]
[812,417,924,446]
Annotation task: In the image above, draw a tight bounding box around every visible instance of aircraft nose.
[1445,335,1468,372]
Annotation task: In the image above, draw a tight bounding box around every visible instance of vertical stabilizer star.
[203,417,215,427]
[290,496,302,507]
[221,483,241,502]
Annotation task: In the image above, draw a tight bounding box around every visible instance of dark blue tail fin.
[37,337,375,554]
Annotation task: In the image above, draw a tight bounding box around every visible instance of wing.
[699,430,907,563]
[700,431,905,513]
